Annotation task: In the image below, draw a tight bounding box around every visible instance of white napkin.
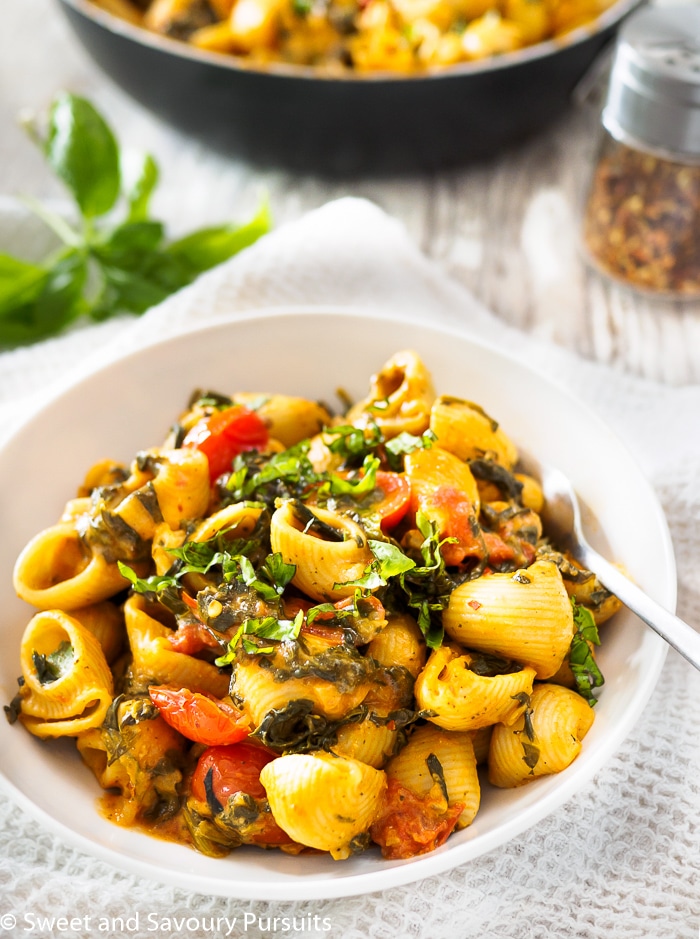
[1,197,698,939]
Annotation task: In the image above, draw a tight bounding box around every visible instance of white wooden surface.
[2,0,700,384]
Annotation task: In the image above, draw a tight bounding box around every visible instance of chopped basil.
[569,600,604,706]
[384,429,437,470]
[215,610,304,665]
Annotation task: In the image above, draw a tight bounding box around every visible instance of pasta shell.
[77,705,184,825]
[13,524,133,610]
[70,601,126,664]
[514,473,544,513]
[443,560,575,679]
[149,448,210,530]
[124,594,229,697]
[385,723,480,828]
[233,655,371,724]
[19,610,113,737]
[429,395,518,468]
[366,612,426,679]
[233,393,333,448]
[260,752,386,858]
[345,350,435,439]
[414,644,535,731]
[488,683,595,788]
[333,720,398,768]
[404,447,482,566]
[405,446,480,516]
[270,502,373,602]
[190,502,264,543]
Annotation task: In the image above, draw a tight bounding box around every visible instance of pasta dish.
[8,351,619,861]
[89,0,620,72]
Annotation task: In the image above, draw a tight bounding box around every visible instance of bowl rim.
[0,305,674,899]
[57,0,641,84]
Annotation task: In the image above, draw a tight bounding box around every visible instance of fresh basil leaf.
[124,151,159,222]
[90,264,173,321]
[166,197,272,273]
[45,93,120,219]
[0,255,48,312]
[215,610,303,665]
[369,540,416,578]
[3,95,271,346]
[89,241,194,320]
[385,429,436,470]
[0,250,86,346]
[226,442,320,504]
[103,220,165,253]
[326,456,380,496]
[392,512,462,650]
[258,553,297,594]
[339,539,415,592]
[118,561,179,595]
[324,423,384,464]
[305,601,357,626]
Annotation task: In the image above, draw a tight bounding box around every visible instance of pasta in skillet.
[91,0,620,74]
[7,350,620,861]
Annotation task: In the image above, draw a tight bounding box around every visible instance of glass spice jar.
[581,5,700,298]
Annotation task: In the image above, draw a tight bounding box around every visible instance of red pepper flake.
[582,140,700,296]
[468,599,482,610]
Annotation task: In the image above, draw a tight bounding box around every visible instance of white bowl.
[0,307,674,899]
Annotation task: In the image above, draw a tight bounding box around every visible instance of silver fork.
[522,455,700,671]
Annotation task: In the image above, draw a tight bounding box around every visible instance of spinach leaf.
[32,641,74,685]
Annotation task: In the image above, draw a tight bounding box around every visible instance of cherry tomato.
[191,742,293,845]
[183,405,269,481]
[373,471,411,530]
[148,686,251,746]
[370,779,464,860]
[191,741,276,804]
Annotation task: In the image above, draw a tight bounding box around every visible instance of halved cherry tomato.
[373,471,411,531]
[191,742,293,845]
[370,778,464,860]
[191,741,276,803]
[183,405,269,481]
[148,686,251,746]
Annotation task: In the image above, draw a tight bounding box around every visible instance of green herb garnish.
[569,599,604,706]
[324,423,384,467]
[215,610,304,664]
[1,93,270,346]
[384,429,437,470]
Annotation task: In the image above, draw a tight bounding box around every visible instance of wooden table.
[3,0,700,385]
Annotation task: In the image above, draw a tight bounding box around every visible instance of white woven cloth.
[0,197,698,939]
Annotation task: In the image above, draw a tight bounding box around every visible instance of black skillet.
[56,0,640,175]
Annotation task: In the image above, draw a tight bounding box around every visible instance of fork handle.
[575,544,700,671]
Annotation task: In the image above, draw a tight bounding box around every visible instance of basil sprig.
[569,600,604,706]
[0,93,270,346]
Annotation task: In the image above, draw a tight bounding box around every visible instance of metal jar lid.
[603,4,700,159]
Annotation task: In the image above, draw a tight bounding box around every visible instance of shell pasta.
[7,352,617,861]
